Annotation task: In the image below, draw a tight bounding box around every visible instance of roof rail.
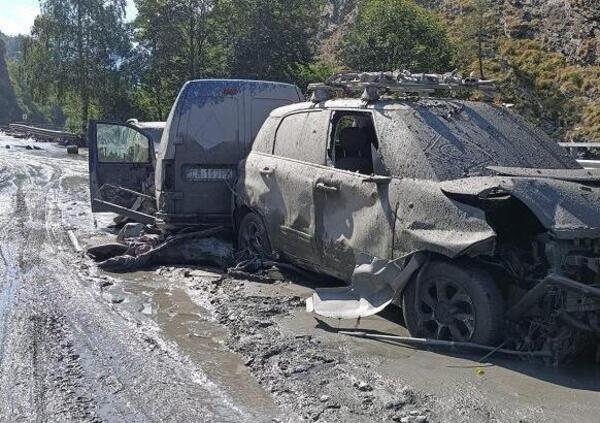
[308,70,496,102]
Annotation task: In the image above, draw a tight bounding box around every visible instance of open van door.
[88,121,157,225]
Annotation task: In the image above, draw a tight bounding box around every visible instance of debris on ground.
[87,243,129,262]
[188,272,434,423]
[116,222,147,243]
[87,227,232,273]
[227,255,316,284]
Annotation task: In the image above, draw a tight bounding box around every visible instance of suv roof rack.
[308,70,496,102]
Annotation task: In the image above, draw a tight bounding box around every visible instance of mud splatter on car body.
[236,96,600,364]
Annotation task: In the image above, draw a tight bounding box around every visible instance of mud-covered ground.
[1,133,599,422]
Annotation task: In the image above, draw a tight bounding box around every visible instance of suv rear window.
[374,101,580,181]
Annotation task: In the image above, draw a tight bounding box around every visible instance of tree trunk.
[189,3,196,79]
[76,0,89,133]
[478,35,485,79]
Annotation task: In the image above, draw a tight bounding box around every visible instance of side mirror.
[362,175,392,185]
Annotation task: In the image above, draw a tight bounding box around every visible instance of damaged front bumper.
[507,274,600,322]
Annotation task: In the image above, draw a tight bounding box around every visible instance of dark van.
[88,79,303,227]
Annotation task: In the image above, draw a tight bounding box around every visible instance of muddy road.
[0,134,599,422]
[0,136,278,422]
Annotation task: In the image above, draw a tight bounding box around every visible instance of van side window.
[252,117,278,154]
[329,112,381,175]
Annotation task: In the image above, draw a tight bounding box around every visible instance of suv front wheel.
[402,260,504,345]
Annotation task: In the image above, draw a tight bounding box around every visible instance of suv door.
[88,121,156,221]
[242,110,331,270]
[314,111,397,280]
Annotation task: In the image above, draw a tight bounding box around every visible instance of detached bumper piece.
[306,253,426,319]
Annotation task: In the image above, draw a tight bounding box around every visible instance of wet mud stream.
[0,135,279,422]
[113,271,278,413]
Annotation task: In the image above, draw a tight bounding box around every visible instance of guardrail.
[577,160,600,169]
[11,121,67,132]
[8,124,79,140]
[559,143,600,149]
[559,143,600,169]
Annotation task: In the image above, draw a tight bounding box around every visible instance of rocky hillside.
[323,0,600,66]
[321,0,600,142]
[501,0,600,66]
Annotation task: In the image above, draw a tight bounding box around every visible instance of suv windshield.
[374,100,580,181]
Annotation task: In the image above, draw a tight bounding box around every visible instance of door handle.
[260,167,275,176]
[316,182,338,193]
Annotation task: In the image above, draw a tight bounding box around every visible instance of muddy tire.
[402,261,504,346]
[237,212,272,257]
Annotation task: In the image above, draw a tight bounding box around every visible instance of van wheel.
[237,212,271,257]
[402,261,504,345]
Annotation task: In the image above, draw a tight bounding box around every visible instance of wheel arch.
[394,251,503,304]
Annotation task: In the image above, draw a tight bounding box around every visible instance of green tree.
[288,60,337,91]
[0,38,22,124]
[340,0,453,72]
[215,0,324,81]
[24,0,131,132]
[132,0,225,120]
[448,0,501,79]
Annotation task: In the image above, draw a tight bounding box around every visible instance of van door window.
[96,123,151,163]
[180,92,240,158]
[329,112,381,175]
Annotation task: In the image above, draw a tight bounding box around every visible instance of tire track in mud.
[0,162,97,422]
[0,148,259,422]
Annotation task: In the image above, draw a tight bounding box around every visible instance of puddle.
[112,270,279,415]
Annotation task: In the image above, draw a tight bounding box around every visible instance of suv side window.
[273,111,329,165]
[300,111,330,165]
[328,111,383,175]
[252,116,278,154]
[274,113,307,159]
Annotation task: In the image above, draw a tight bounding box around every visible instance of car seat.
[336,127,374,174]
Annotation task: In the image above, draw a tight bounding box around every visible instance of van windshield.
[374,101,580,181]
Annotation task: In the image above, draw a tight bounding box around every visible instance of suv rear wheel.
[237,212,272,257]
[402,261,504,345]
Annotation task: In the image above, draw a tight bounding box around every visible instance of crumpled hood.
[441,169,600,238]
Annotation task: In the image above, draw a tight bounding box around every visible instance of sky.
[0,0,138,36]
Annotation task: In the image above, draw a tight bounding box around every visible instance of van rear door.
[88,121,156,224]
[155,80,302,228]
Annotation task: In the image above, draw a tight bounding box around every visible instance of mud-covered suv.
[235,78,600,361]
